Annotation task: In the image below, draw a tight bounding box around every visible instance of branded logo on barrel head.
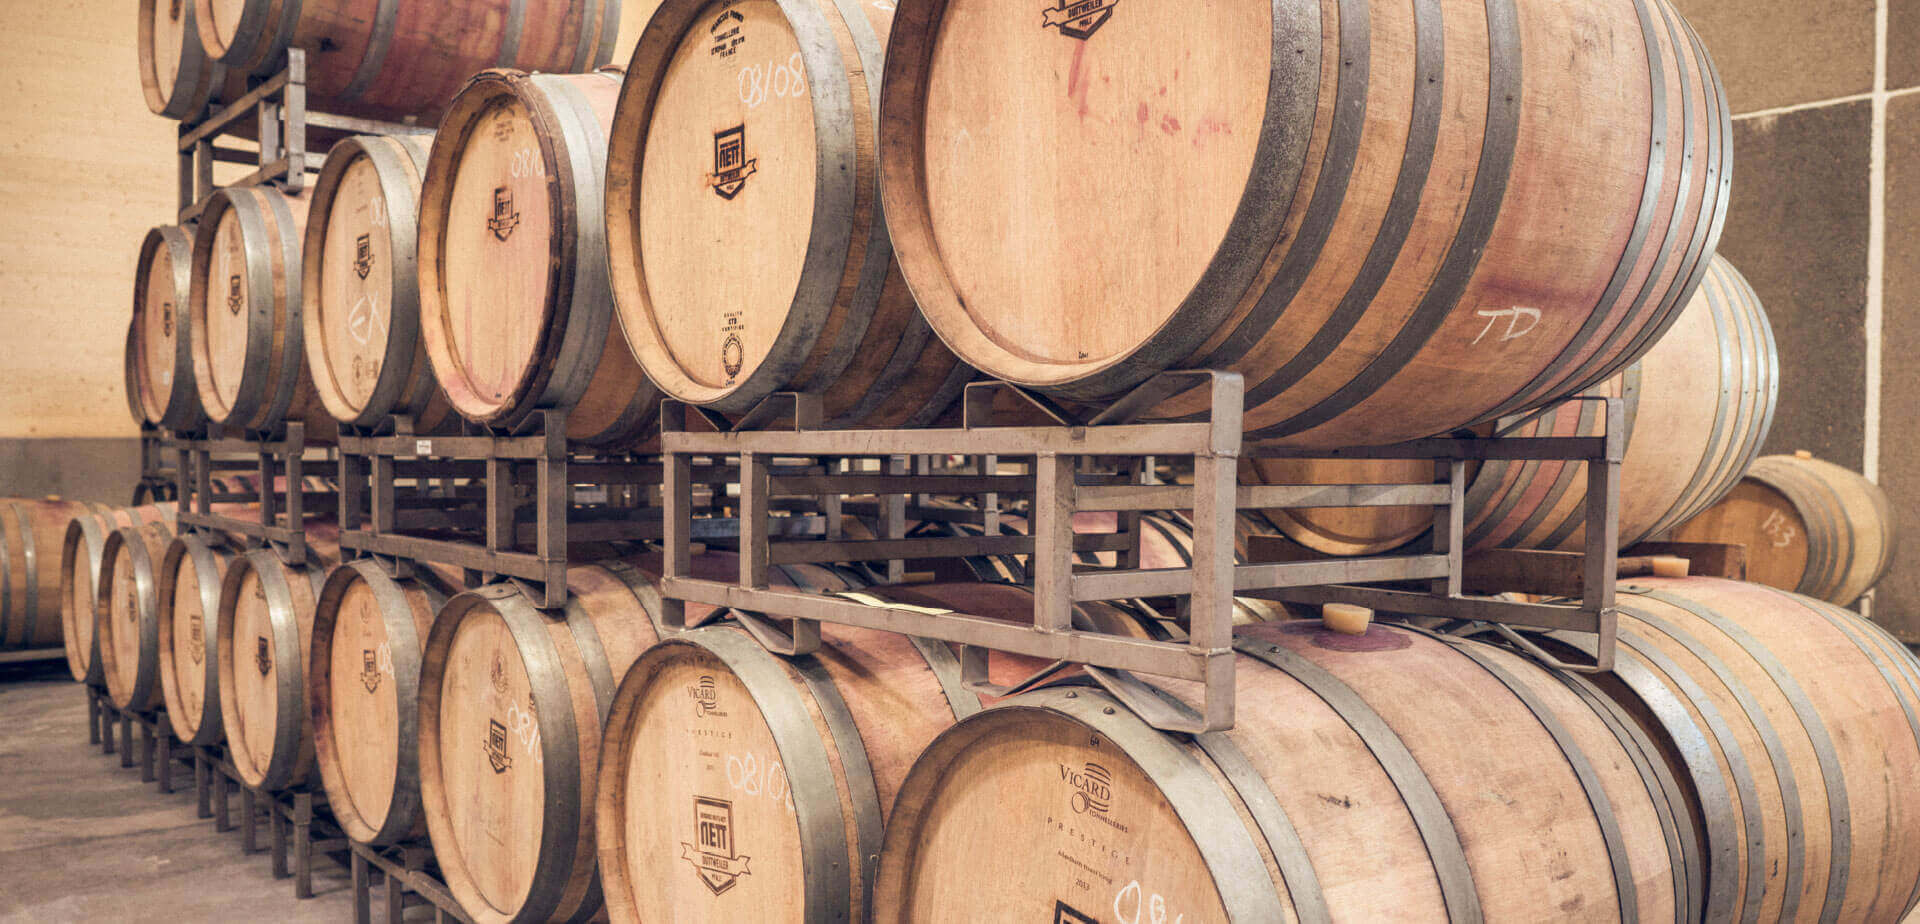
[169,0,181,21]
[485,718,512,773]
[487,187,520,241]
[708,6,745,58]
[1054,901,1098,924]
[689,674,726,718]
[1041,0,1118,39]
[361,649,381,693]
[161,304,173,337]
[1060,761,1126,831]
[353,233,374,279]
[490,653,509,694]
[189,613,203,663]
[709,125,757,200]
[681,796,751,894]
[721,334,745,379]
[256,636,272,675]
[228,275,244,314]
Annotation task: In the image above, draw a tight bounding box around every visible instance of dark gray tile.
[1893,0,1920,91]
[1671,0,1875,112]
[1873,94,1920,632]
[1716,101,1871,468]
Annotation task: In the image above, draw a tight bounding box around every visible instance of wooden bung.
[188,184,337,440]
[132,225,207,430]
[1247,254,1775,555]
[158,531,241,747]
[309,559,463,846]
[416,561,673,924]
[303,134,455,431]
[4,499,92,656]
[139,0,235,118]
[1671,454,1897,609]
[878,0,1731,448]
[192,0,620,121]
[57,504,172,681]
[1525,577,1920,922]
[596,582,1156,924]
[95,518,181,712]
[417,69,661,447]
[875,618,1688,921]
[606,0,972,426]
[214,526,341,791]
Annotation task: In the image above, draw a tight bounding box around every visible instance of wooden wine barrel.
[310,559,462,845]
[193,0,619,121]
[139,0,230,118]
[1526,578,1920,922]
[95,518,181,712]
[189,185,336,439]
[57,504,173,681]
[417,562,670,924]
[1465,254,1775,552]
[879,0,1731,449]
[1670,454,1896,607]
[132,224,207,430]
[875,617,1686,921]
[215,530,339,790]
[596,582,1155,923]
[4,499,91,655]
[158,531,239,747]
[304,134,454,431]
[606,0,971,426]
[418,70,661,446]
[1240,254,1773,555]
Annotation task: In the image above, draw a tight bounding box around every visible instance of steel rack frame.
[176,48,431,222]
[349,842,474,924]
[172,421,332,564]
[134,424,179,504]
[333,410,821,608]
[659,371,1628,734]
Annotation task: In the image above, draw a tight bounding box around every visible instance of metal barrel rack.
[176,48,430,223]
[171,421,333,564]
[659,370,1628,735]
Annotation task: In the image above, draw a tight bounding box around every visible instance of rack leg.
[351,849,371,924]
[242,787,259,852]
[196,753,212,818]
[294,792,313,898]
[119,714,134,769]
[215,768,233,831]
[87,690,101,745]
[270,795,289,878]
[386,868,406,923]
[139,719,157,782]
[157,720,174,793]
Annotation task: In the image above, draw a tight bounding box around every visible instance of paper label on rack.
[415,439,432,456]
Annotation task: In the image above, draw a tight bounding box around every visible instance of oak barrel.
[139,0,230,118]
[1241,254,1773,555]
[596,582,1154,923]
[1463,253,1775,552]
[304,134,454,430]
[132,224,207,430]
[1526,577,1920,922]
[215,529,339,790]
[158,531,240,747]
[879,0,1731,448]
[5,499,92,654]
[310,559,462,845]
[875,618,1687,921]
[418,70,661,446]
[189,185,336,439]
[95,518,181,712]
[417,562,672,924]
[1670,454,1896,608]
[58,504,173,682]
[193,0,620,120]
[605,0,971,426]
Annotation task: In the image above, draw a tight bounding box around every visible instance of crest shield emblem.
[681,796,752,894]
[353,233,373,279]
[228,274,244,314]
[1041,0,1118,39]
[361,650,382,693]
[255,636,272,675]
[487,187,520,241]
[485,719,513,773]
[709,125,757,200]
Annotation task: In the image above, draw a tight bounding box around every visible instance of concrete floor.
[0,661,358,922]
